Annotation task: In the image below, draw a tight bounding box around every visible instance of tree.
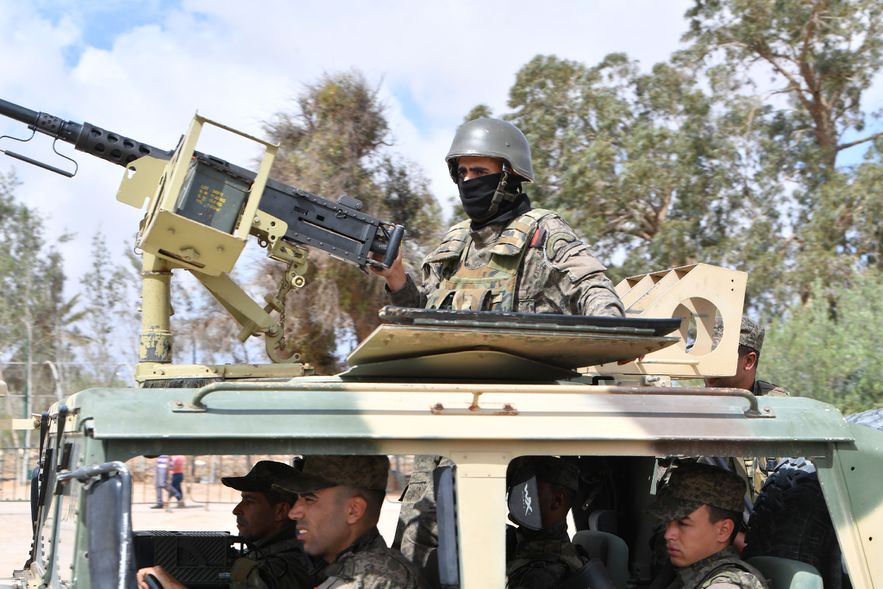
[75,231,137,387]
[262,72,441,372]
[504,54,760,283]
[0,171,77,447]
[169,268,259,366]
[761,271,882,413]
[680,0,883,303]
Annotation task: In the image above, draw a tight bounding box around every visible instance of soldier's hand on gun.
[369,247,407,293]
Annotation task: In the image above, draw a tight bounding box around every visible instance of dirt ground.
[0,493,402,579]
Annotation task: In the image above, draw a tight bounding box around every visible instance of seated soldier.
[648,463,769,589]
[274,455,428,589]
[506,456,587,589]
[136,460,320,589]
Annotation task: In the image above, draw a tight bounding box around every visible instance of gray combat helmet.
[445,118,534,183]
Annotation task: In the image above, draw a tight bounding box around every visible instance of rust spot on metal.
[498,403,518,416]
[469,392,482,411]
[431,403,444,414]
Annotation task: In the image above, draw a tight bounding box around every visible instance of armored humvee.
[8,267,883,588]
[1,101,880,588]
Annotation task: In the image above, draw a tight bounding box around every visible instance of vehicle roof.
[67,379,853,463]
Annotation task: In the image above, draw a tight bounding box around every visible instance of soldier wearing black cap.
[136,460,320,589]
[706,316,789,397]
[274,455,427,589]
[648,464,768,589]
[505,456,587,589]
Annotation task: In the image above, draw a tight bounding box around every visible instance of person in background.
[151,454,174,509]
[170,454,186,508]
[706,317,788,397]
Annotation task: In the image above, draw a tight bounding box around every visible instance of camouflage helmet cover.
[445,117,534,183]
[272,455,389,494]
[648,463,746,522]
[712,316,765,353]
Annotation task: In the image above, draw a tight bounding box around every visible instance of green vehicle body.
[8,356,882,588]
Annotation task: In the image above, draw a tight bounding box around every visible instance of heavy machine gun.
[0,98,404,380]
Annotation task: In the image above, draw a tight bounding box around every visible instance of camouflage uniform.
[649,464,769,589]
[664,546,767,589]
[393,455,447,579]
[317,528,427,589]
[506,523,586,589]
[752,379,788,398]
[391,214,622,579]
[230,526,322,589]
[389,209,624,317]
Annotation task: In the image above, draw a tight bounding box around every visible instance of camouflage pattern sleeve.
[533,216,624,317]
[318,533,428,589]
[703,569,768,589]
[387,274,426,308]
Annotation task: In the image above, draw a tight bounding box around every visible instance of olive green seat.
[746,556,823,589]
[572,530,629,589]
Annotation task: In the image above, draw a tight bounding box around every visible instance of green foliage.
[761,272,882,413]
[485,1,882,315]
[680,0,883,305]
[74,231,138,387]
[263,71,442,372]
[504,54,757,284]
[0,171,80,430]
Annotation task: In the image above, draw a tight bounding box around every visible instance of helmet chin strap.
[482,169,519,221]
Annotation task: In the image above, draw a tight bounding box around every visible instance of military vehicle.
[1,100,880,588]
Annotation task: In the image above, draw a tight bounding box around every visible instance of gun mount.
[0,98,405,381]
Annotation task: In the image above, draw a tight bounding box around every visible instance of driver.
[136,460,321,589]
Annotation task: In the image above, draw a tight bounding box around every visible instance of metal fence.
[0,449,409,504]
[0,446,40,501]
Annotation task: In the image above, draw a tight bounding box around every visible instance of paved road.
[0,499,401,580]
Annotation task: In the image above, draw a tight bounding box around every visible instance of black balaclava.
[458,171,531,230]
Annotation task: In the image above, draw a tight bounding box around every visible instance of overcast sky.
[0,0,879,296]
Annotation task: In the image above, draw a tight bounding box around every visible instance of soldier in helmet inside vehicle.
[505,456,589,589]
[648,463,769,589]
[705,316,789,397]
[136,460,321,589]
[372,118,624,584]
[372,116,623,317]
[373,117,625,584]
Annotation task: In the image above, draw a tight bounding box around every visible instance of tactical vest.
[425,209,553,311]
[507,541,587,589]
[230,557,259,589]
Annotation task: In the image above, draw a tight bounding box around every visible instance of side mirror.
[58,462,135,589]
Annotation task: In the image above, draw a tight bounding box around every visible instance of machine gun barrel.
[0,98,403,268]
